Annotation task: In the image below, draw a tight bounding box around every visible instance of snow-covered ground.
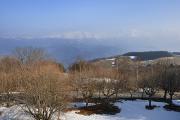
[0,100,180,120]
[0,105,32,120]
[173,100,180,106]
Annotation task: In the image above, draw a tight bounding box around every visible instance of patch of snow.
[106,58,115,61]
[129,56,136,59]
[63,100,180,120]
[0,105,32,120]
[173,100,180,106]
[0,100,180,120]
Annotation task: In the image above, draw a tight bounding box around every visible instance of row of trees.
[137,60,180,107]
[69,58,180,108]
[69,61,128,108]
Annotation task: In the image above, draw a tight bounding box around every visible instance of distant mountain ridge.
[172,52,180,56]
[0,38,122,66]
[90,51,175,62]
[123,51,173,61]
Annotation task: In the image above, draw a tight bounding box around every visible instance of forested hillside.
[123,51,173,60]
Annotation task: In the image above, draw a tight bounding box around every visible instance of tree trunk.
[6,92,11,107]
[98,91,101,99]
[141,91,144,99]
[85,100,88,107]
[149,96,152,107]
[115,92,118,100]
[76,89,79,98]
[130,92,133,100]
[163,90,167,100]
[169,94,173,106]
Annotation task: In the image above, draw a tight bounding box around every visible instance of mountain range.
[0,38,122,66]
[0,37,178,67]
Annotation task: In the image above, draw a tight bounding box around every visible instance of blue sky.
[0,0,180,51]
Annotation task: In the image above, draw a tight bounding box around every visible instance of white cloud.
[1,27,180,42]
[50,31,96,39]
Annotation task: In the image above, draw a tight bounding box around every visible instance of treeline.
[0,47,180,120]
[123,51,173,60]
[68,58,180,108]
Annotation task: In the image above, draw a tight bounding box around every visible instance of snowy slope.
[0,100,180,120]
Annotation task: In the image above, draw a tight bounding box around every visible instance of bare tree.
[70,60,96,107]
[157,59,173,100]
[13,47,47,64]
[22,61,68,120]
[95,68,127,107]
[113,69,128,100]
[0,56,21,107]
[143,65,159,108]
[116,57,135,99]
[11,47,68,120]
[166,65,180,105]
[79,77,96,107]
[157,59,180,104]
[138,69,148,98]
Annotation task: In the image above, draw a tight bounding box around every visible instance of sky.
[0,0,180,55]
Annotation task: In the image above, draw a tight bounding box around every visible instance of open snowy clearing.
[0,100,180,120]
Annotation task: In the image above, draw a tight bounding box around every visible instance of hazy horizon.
[1,0,180,64]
